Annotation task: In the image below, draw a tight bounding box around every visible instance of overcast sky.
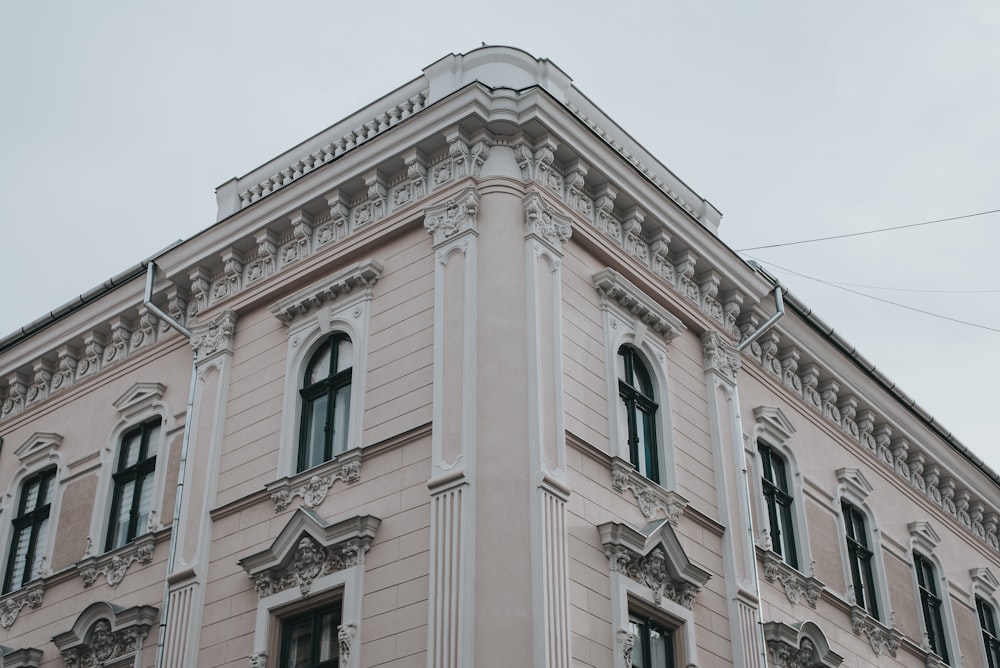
[1,2,997,472]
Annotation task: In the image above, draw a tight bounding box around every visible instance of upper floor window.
[3,467,55,593]
[299,333,353,473]
[842,501,879,620]
[629,613,674,668]
[618,346,659,484]
[106,418,160,551]
[978,596,1000,668]
[280,599,342,668]
[759,443,797,569]
[914,552,949,663]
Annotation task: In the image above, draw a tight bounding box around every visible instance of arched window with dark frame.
[106,417,160,552]
[915,552,950,664]
[759,443,798,569]
[842,501,880,620]
[977,596,1000,668]
[299,333,353,473]
[618,345,659,484]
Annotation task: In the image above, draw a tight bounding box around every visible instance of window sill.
[267,448,363,512]
[75,533,155,589]
[610,458,687,524]
[0,582,44,630]
[759,549,824,608]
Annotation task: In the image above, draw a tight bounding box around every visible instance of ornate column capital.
[702,330,740,383]
[190,310,238,360]
[424,186,480,247]
[523,190,571,251]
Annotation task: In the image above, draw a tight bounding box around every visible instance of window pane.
[282,617,313,668]
[123,433,141,467]
[332,386,351,456]
[8,528,31,589]
[317,609,339,661]
[649,625,671,667]
[308,345,333,385]
[145,422,161,458]
[639,407,657,483]
[21,479,40,513]
[336,337,353,372]
[303,394,329,470]
[110,480,134,549]
[136,473,154,536]
[628,620,646,668]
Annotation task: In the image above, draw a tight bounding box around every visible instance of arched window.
[759,444,798,569]
[914,552,949,663]
[842,501,880,620]
[978,596,1000,668]
[107,417,160,551]
[618,345,659,484]
[299,333,353,473]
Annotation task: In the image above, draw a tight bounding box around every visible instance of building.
[0,45,998,668]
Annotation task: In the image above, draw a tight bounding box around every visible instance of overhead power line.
[736,208,1000,251]
[745,255,1000,334]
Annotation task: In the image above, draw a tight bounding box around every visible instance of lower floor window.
[630,614,674,668]
[280,600,342,668]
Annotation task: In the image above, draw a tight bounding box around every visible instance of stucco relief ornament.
[338,623,355,664]
[424,187,479,246]
[607,546,698,608]
[249,652,268,668]
[190,310,238,358]
[0,584,43,629]
[523,192,572,248]
[702,331,740,382]
[271,459,362,512]
[619,629,635,666]
[850,607,899,657]
[254,537,364,598]
[64,621,142,668]
[762,552,822,608]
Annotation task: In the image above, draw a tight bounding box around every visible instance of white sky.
[1,2,998,472]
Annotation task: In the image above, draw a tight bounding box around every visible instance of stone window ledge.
[610,458,687,524]
[850,606,903,658]
[75,534,155,589]
[759,549,824,608]
[267,449,362,512]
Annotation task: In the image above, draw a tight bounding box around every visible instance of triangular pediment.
[754,406,796,442]
[598,519,711,607]
[972,567,1000,595]
[238,509,380,597]
[112,382,166,418]
[14,432,62,465]
[908,521,941,551]
[836,467,873,500]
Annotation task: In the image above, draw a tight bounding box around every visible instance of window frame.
[842,501,880,620]
[914,551,949,663]
[617,345,661,484]
[978,596,1000,668]
[835,468,890,624]
[759,443,798,569]
[278,597,343,668]
[297,332,354,474]
[628,610,675,668]
[3,467,56,594]
[105,417,161,552]
[274,268,376,481]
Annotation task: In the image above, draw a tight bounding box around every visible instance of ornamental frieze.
[0,584,43,629]
[76,535,155,588]
[252,536,364,598]
[268,451,363,512]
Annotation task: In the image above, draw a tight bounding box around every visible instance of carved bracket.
[850,606,902,657]
[611,458,686,523]
[76,535,155,588]
[267,450,362,512]
[761,551,823,608]
[0,583,43,629]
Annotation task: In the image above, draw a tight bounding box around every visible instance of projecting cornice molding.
[598,518,711,609]
[594,268,686,343]
[238,509,379,599]
[269,260,383,325]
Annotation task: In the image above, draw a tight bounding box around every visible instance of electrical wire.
[744,254,1000,334]
[736,208,1000,251]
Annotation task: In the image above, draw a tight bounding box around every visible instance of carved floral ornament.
[598,519,710,609]
[52,602,158,668]
[75,535,155,589]
[850,606,902,657]
[190,309,238,359]
[0,584,43,630]
[762,621,843,668]
[761,550,823,608]
[423,186,479,247]
[611,459,687,524]
[239,510,380,599]
[267,450,363,512]
[523,191,572,249]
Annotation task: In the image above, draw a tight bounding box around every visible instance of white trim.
[834,469,891,624]
[276,288,372,479]
[89,386,173,556]
[747,406,812,573]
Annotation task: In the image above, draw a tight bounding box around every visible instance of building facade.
[0,46,998,668]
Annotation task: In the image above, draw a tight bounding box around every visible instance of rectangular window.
[280,599,342,668]
[759,444,798,569]
[3,468,56,593]
[842,501,879,620]
[978,596,1000,668]
[629,614,674,668]
[106,418,160,552]
[914,553,949,663]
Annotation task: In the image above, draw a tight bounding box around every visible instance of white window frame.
[748,407,811,572]
[908,522,958,663]
[595,268,685,491]
[90,383,172,556]
[834,468,891,623]
[971,568,1000,668]
[0,432,64,589]
[272,261,381,480]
